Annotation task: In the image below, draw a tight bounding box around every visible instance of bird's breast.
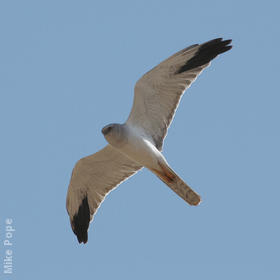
[117,126,164,170]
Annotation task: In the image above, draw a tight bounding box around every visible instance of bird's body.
[66,38,232,243]
[104,123,165,170]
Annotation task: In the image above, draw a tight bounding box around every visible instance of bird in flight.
[66,38,232,243]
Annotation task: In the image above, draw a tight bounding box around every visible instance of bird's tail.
[151,161,201,206]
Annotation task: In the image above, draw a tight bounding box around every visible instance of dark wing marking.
[176,38,232,74]
[71,197,90,244]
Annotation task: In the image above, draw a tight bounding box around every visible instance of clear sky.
[1,0,279,279]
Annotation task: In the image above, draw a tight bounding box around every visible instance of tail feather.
[152,163,201,206]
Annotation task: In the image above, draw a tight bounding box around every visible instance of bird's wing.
[127,38,232,150]
[66,145,142,243]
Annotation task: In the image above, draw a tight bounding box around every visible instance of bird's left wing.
[127,38,232,150]
[66,145,142,243]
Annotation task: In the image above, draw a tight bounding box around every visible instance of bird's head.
[101,124,116,136]
[101,123,126,148]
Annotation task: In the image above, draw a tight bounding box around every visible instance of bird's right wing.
[66,145,142,243]
[127,38,232,150]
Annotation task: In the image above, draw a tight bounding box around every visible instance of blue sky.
[1,0,279,279]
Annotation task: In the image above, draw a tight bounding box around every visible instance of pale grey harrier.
[66,38,232,243]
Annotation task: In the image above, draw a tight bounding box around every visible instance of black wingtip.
[176,38,232,74]
[71,197,90,244]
